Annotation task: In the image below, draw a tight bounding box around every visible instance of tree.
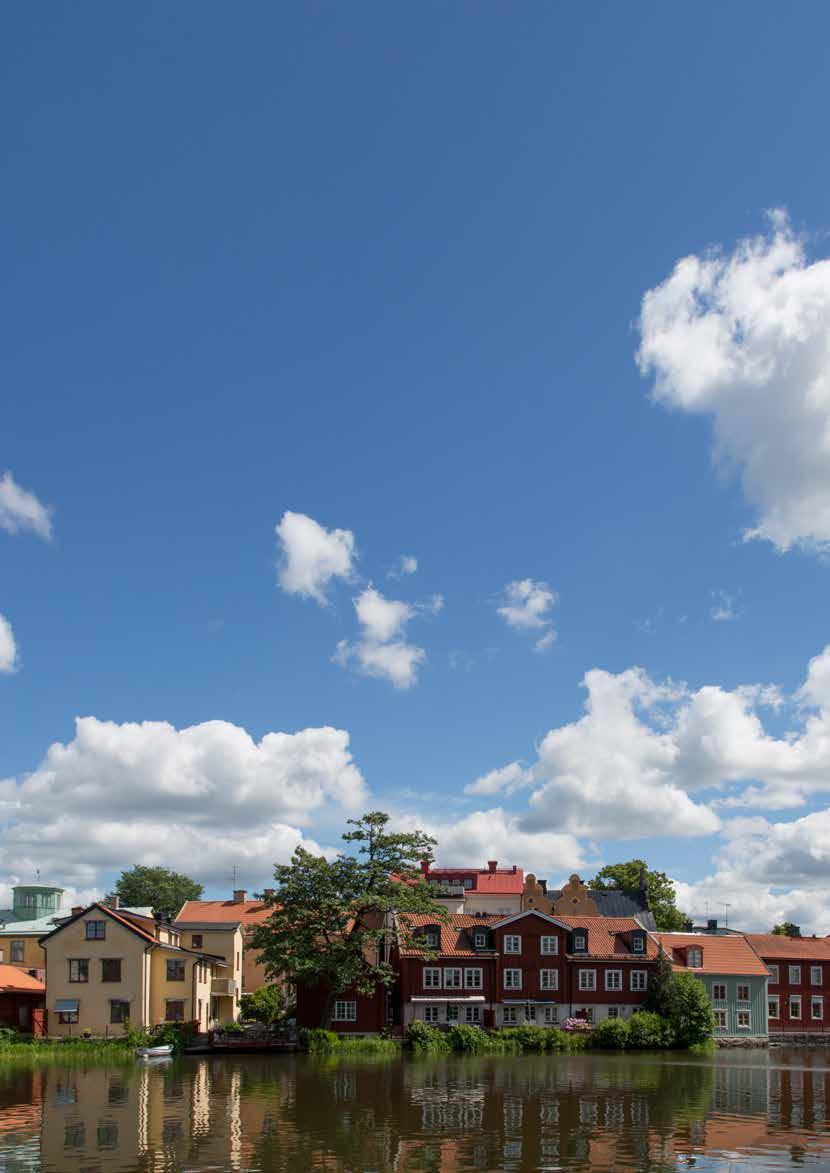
[588,859,688,931]
[108,865,203,918]
[239,984,291,1026]
[667,971,716,1047]
[644,949,675,1018]
[250,811,447,1027]
[772,922,801,937]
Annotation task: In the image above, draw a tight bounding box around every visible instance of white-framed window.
[526,1004,536,1021]
[712,983,726,1001]
[333,1000,357,1022]
[473,931,489,948]
[9,941,24,963]
[572,932,587,952]
[85,920,106,940]
[768,963,779,984]
[446,1004,459,1022]
[464,967,482,989]
[687,947,703,968]
[811,966,822,986]
[737,984,750,1001]
[540,969,558,991]
[631,970,648,992]
[463,878,474,890]
[607,1007,619,1019]
[632,934,645,954]
[423,1005,440,1023]
[736,1010,751,1030]
[503,1007,518,1025]
[465,1005,480,1023]
[789,965,801,985]
[504,968,522,990]
[790,995,802,1020]
[504,935,521,954]
[812,996,823,1021]
[578,969,596,992]
[714,1009,727,1029]
[425,928,440,948]
[604,970,622,992]
[542,1005,558,1024]
[423,967,441,989]
[443,968,462,989]
[768,994,779,1019]
[540,936,558,956]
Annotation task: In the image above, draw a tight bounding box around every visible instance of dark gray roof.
[546,887,657,931]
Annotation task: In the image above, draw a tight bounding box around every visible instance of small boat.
[136,1044,174,1059]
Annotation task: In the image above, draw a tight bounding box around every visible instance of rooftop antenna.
[231,864,240,888]
[36,867,41,883]
[704,899,710,918]
[721,902,731,928]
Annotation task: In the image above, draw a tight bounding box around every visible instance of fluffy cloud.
[276,511,355,603]
[0,471,53,540]
[334,585,440,690]
[0,717,366,892]
[638,211,830,553]
[0,613,18,674]
[388,555,418,578]
[497,579,557,651]
[465,761,530,798]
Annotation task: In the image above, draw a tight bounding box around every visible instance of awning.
[501,999,559,1005]
[55,999,79,1012]
[410,995,485,1003]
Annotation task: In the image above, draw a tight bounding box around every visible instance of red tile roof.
[176,899,272,927]
[397,912,499,957]
[0,964,45,993]
[745,933,830,960]
[655,932,769,976]
[425,866,525,895]
[556,916,659,960]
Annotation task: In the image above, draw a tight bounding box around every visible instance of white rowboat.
[136,1044,174,1059]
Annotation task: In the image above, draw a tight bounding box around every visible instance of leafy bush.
[627,1011,671,1049]
[300,1027,340,1053]
[404,1022,450,1054]
[447,1024,489,1053]
[149,1021,198,1052]
[239,984,290,1026]
[0,1027,20,1047]
[592,1016,630,1050]
[668,972,715,1047]
[507,1025,551,1053]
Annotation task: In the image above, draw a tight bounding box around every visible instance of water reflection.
[0,1050,829,1170]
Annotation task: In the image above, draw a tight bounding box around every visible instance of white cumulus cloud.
[276,511,355,603]
[498,579,557,651]
[334,585,430,690]
[0,471,53,540]
[638,210,830,553]
[0,613,18,674]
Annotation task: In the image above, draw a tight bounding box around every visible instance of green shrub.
[668,972,716,1047]
[239,984,290,1026]
[592,1016,630,1050]
[446,1024,489,1053]
[627,1011,671,1049]
[404,1022,450,1053]
[300,1027,340,1053]
[508,1025,551,1053]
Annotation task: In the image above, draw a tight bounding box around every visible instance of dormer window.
[573,931,587,952]
[424,926,440,949]
[473,930,489,949]
[632,932,646,954]
[687,946,703,968]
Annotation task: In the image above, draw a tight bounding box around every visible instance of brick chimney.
[233,889,247,903]
[71,906,83,917]
[109,896,120,910]
[487,860,498,873]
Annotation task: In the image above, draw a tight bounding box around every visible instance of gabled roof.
[491,910,571,931]
[0,964,45,994]
[745,933,830,961]
[556,916,657,960]
[397,912,500,958]
[423,865,525,896]
[176,899,272,927]
[38,902,226,964]
[655,932,769,977]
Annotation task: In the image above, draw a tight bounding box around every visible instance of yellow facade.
[0,934,46,975]
[179,925,243,1024]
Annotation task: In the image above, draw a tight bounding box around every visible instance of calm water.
[2,1049,830,1171]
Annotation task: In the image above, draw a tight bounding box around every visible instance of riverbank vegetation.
[0,1028,134,1064]
[301,1029,400,1055]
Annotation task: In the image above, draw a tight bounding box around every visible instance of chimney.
[109,896,120,910]
[71,906,83,917]
[512,865,517,874]
[488,860,498,873]
[263,888,275,899]
[233,889,247,903]
[706,918,718,933]
[420,860,430,875]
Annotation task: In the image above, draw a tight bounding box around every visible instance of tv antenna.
[231,864,240,888]
[721,902,731,928]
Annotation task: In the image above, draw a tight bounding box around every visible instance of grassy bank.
[0,1038,136,1064]
[301,1029,401,1056]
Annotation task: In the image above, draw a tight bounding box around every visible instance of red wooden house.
[745,933,830,1033]
[0,963,45,1033]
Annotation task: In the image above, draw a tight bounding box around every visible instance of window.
[192,935,203,949]
[768,995,779,1019]
[572,932,587,952]
[425,928,440,948]
[165,1000,186,1022]
[714,1009,727,1029]
[790,995,802,1020]
[473,931,489,948]
[811,966,822,986]
[503,1007,518,1024]
[605,970,622,992]
[540,969,558,991]
[736,1010,751,1030]
[631,970,648,992]
[504,935,521,954]
[424,967,441,989]
[789,965,802,985]
[812,997,824,1021]
[464,967,483,989]
[712,983,727,1001]
[463,878,474,889]
[443,968,462,989]
[97,1122,119,1149]
[333,1000,357,1022]
[166,959,185,982]
[504,968,522,990]
[542,1005,558,1024]
[540,936,558,956]
[686,947,702,968]
[768,963,779,984]
[101,959,121,983]
[446,1004,459,1022]
[85,921,106,940]
[9,941,24,963]
[607,1007,619,1019]
[577,969,596,992]
[110,1000,130,1024]
[737,984,750,1001]
[465,1005,481,1023]
[423,1005,440,1023]
[58,1008,79,1024]
[526,1004,536,1020]
[69,959,89,983]
[632,934,645,954]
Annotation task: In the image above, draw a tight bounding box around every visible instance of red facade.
[746,935,830,1033]
[295,982,390,1033]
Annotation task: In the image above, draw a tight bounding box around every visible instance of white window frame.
[789,965,801,985]
[737,983,750,1002]
[423,967,441,989]
[607,1006,619,1019]
[811,966,822,986]
[540,936,558,956]
[578,968,596,992]
[604,970,623,992]
[502,1006,518,1025]
[712,983,726,1001]
[503,968,522,990]
[333,1000,357,1022]
[473,931,488,948]
[540,969,558,991]
[714,1009,727,1029]
[812,996,824,1021]
[630,970,648,992]
[423,1005,440,1024]
[768,994,779,1019]
[425,929,440,949]
[736,1010,751,1030]
[446,1004,459,1022]
[464,967,483,990]
[443,967,462,989]
[687,947,702,968]
[465,1005,480,1023]
[790,995,802,1020]
[572,932,587,952]
[9,941,24,964]
[504,935,521,954]
[768,963,779,984]
[632,934,645,954]
[542,1005,558,1024]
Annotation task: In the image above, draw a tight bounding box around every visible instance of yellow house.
[0,883,69,978]
[170,917,243,1024]
[40,902,232,1037]
[176,889,274,995]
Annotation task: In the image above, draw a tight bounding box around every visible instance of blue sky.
[4,5,830,929]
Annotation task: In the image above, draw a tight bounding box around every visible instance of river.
[1,1049,829,1170]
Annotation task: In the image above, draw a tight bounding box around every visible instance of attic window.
[632,933,645,953]
[424,927,440,948]
[573,931,587,952]
[687,947,703,968]
[473,930,489,948]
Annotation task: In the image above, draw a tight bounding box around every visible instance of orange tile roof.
[0,964,45,993]
[556,916,659,960]
[424,866,525,895]
[745,933,830,960]
[176,899,272,927]
[398,912,499,957]
[655,932,769,976]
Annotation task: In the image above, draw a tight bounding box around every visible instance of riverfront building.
[655,931,770,1040]
[745,933,830,1035]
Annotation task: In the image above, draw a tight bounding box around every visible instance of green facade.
[697,972,769,1038]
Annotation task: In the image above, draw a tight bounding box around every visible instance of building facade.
[0,963,45,1031]
[176,890,273,994]
[745,933,830,1034]
[0,884,68,978]
[418,862,524,916]
[655,932,769,1039]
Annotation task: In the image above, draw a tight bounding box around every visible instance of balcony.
[212,978,238,997]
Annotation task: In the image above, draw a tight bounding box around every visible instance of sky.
[4,4,830,931]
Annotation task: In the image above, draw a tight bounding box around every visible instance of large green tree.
[772,922,801,937]
[108,865,203,918]
[250,811,447,1027]
[588,859,687,931]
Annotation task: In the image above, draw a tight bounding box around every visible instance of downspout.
[142,944,152,1028]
